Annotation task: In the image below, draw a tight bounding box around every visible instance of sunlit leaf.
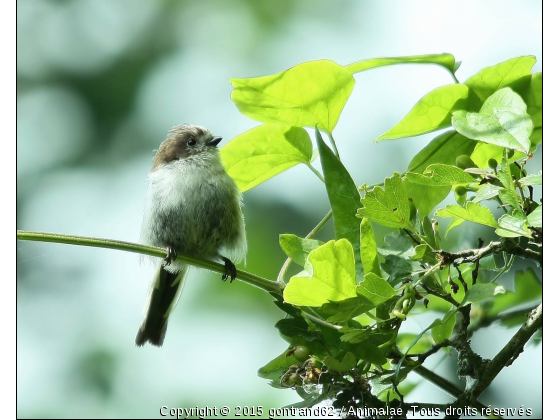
[377,84,470,141]
[230,60,354,131]
[405,164,476,186]
[435,202,498,228]
[279,234,324,267]
[284,239,357,307]
[356,273,397,306]
[496,211,532,238]
[360,219,381,276]
[408,131,476,173]
[464,56,536,103]
[358,173,412,228]
[527,206,542,228]
[221,124,312,192]
[452,88,533,154]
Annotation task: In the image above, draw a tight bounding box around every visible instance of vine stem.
[327,132,340,158]
[16,230,283,295]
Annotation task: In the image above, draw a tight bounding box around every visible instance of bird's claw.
[164,246,177,266]
[221,257,237,283]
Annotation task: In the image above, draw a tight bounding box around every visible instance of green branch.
[16,230,284,295]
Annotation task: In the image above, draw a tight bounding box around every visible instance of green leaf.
[521,72,542,128]
[221,124,312,192]
[349,339,387,365]
[496,211,532,238]
[316,128,364,279]
[284,239,357,307]
[527,206,542,228]
[404,181,450,216]
[489,268,542,316]
[405,164,476,187]
[470,143,524,168]
[463,283,506,304]
[464,56,536,103]
[356,273,397,306]
[408,131,476,173]
[275,318,320,342]
[435,202,498,228]
[360,219,381,276]
[320,296,374,323]
[377,84,470,141]
[279,234,324,267]
[358,173,411,228]
[452,88,533,154]
[519,172,542,187]
[258,349,300,386]
[411,244,438,265]
[472,184,502,204]
[230,60,354,131]
[323,352,357,373]
[397,333,433,354]
[346,53,457,74]
[381,255,415,282]
[378,231,415,259]
[445,218,465,238]
[431,312,457,344]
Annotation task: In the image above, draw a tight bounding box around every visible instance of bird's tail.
[136,265,188,347]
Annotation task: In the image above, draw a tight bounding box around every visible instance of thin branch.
[435,240,542,267]
[467,304,543,401]
[16,230,284,295]
[327,132,340,158]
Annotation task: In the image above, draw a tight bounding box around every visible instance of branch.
[16,230,284,295]
[467,304,543,401]
[435,240,542,267]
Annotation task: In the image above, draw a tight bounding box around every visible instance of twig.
[16,230,284,295]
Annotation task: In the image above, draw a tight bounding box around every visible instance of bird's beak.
[206,136,223,147]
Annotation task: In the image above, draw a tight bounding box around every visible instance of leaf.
[358,173,411,228]
[320,296,374,323]
[404,181,450,216]
[275,318,320,342]
[464,56,536,103]
[431,312,457,344]
[496,211,532,238]
[221,124,312,192]
[411,244,438,265]
[527,206,542,228]
[258,349,300,386]
[472,184,502,204]
[340,328,371,344]
[408,131,476,173]
[435,202,498,228]
[452,88,533,154]
[360,219,381,276]
[489,268,542,316]
[323,352,357,373]
[521,72,542,128]
[316,128,364,279]
[397,333,433,354]
[346,53,457,74]
[284,239,357,307]
[519,172,542,187]
[445,218,465,238]
[377,84,470,141]
[405,164,476,186]
[357,273,397,306]
[349,339,387,365]
[230,60,354,131]
[381,255,415,282]
[279,234,324,267]
[463,283,506,304]
[470,142,524,169]
[378,231,415,259]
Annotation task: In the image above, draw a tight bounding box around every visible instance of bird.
[136,124,247,347]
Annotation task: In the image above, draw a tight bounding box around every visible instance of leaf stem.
[16,230,284,295]
[306,163,325,183]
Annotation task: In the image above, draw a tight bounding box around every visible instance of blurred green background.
[17,0,542,418]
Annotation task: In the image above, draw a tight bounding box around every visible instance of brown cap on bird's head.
[152,124,222,171]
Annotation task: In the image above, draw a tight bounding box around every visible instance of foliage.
[224,54,542,417]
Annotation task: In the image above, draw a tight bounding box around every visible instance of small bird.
[136,124,247,347]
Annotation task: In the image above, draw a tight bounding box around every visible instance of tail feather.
[136,265,187,347]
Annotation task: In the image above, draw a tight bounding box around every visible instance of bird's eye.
[187,137,197,147]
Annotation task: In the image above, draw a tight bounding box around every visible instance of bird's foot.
[164,246,177,266]
[221,257,237,283]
